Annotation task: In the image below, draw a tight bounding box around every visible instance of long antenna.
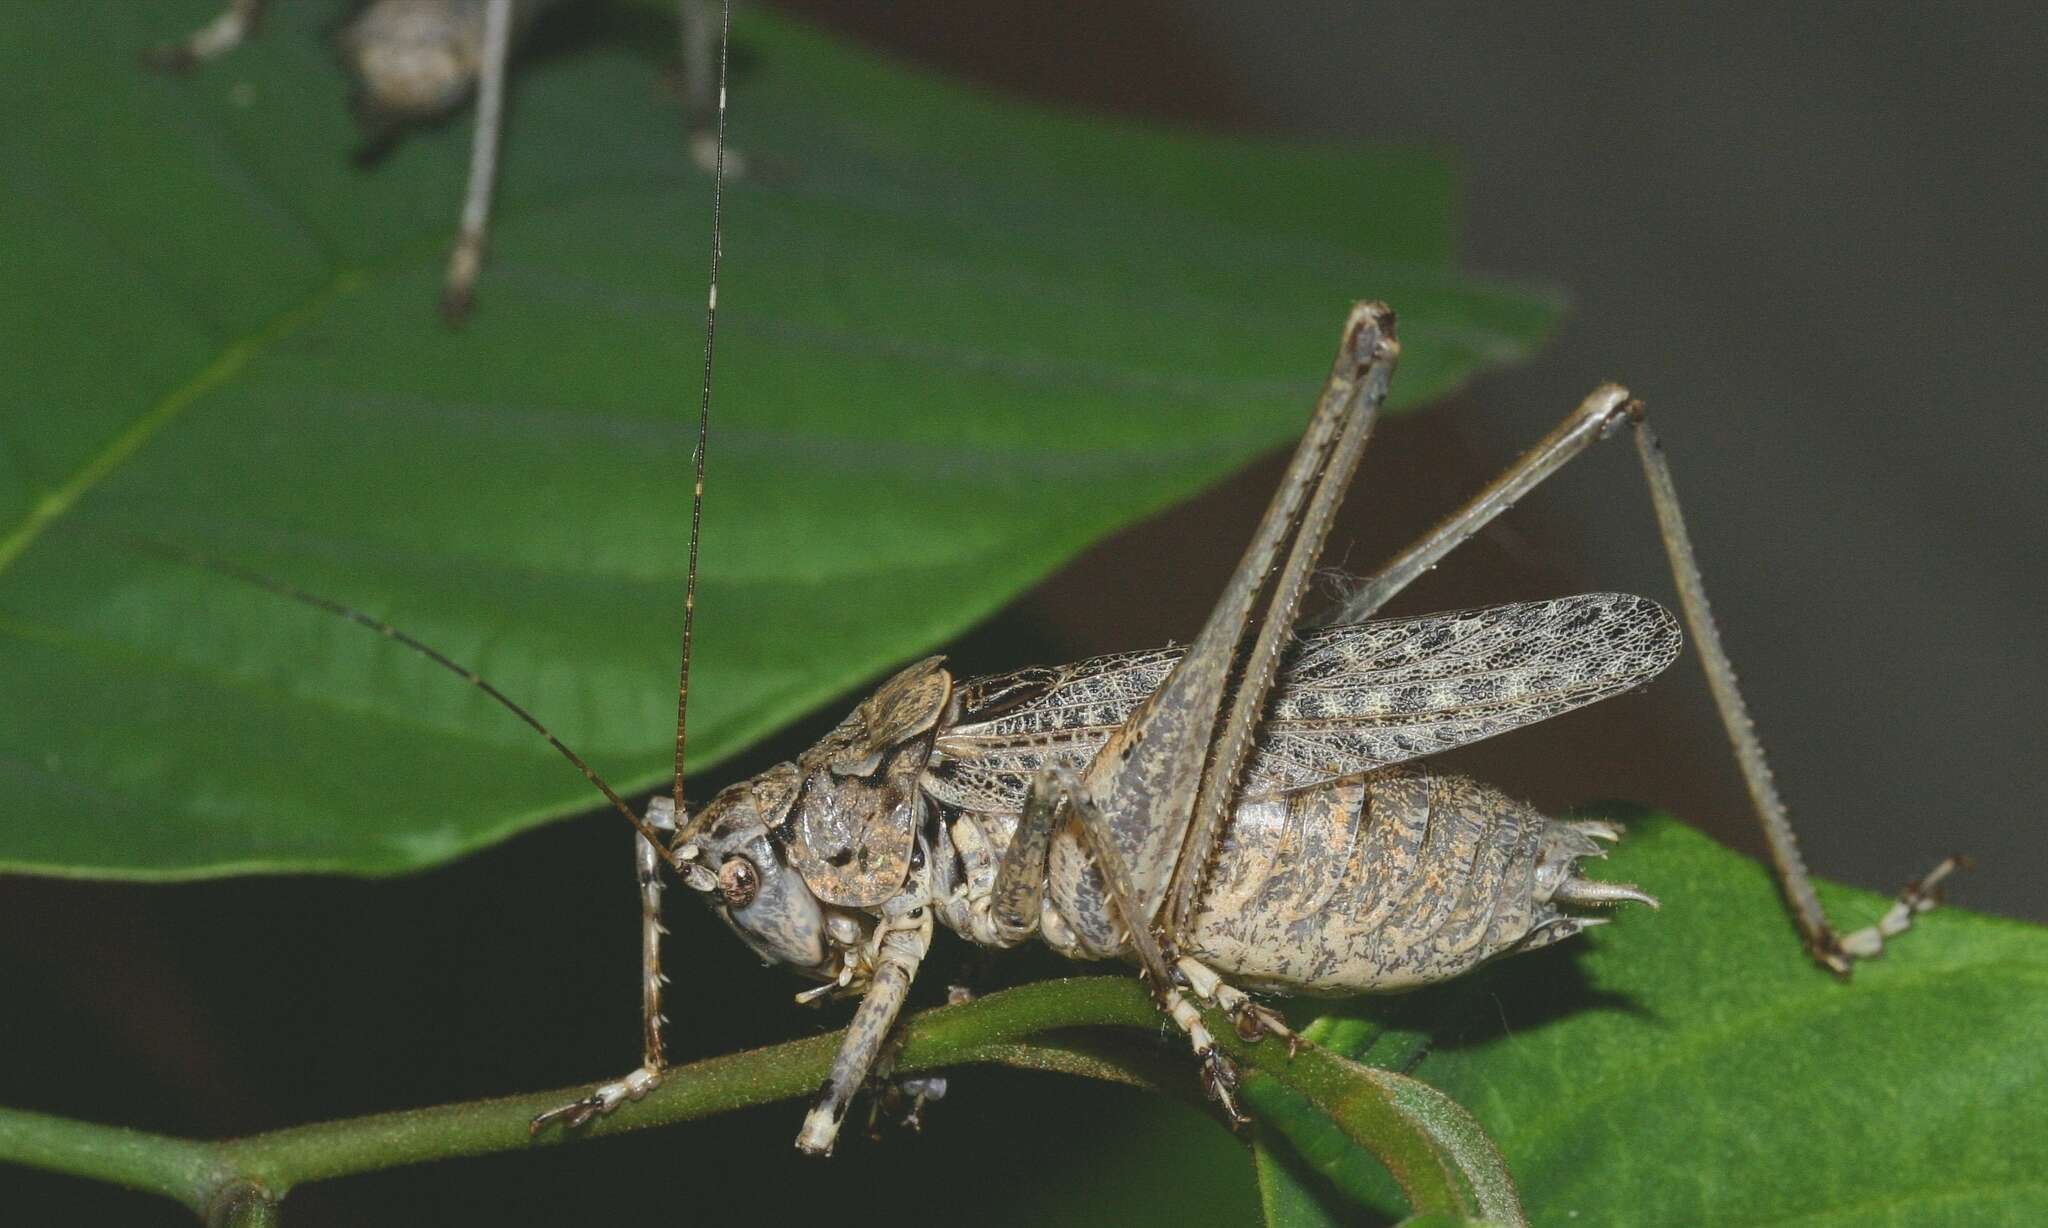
[672,0,730,824]
[125,536,688,872]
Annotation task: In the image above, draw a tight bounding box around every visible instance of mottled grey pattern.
[1183,766,1634,993]
[784,658,952,907]
[927,594,1680,817]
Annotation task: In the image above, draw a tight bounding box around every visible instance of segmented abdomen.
[1184,766,1611,994]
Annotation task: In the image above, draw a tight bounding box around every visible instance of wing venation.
[926,593,1681,817]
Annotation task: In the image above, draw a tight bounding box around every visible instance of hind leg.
[1323,386,1961,973]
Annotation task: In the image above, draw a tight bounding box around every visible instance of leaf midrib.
[0,268,364,579]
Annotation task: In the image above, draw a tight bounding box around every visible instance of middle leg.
[1008,765,1258,1120]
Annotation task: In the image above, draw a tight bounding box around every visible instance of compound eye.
[717,856,760,909]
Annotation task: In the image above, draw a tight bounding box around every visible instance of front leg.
[796,914,932,1155]
[530,796,685,1135]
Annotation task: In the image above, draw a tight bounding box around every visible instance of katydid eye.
[718,856,760,909]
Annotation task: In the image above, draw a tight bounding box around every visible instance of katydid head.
[662,660,955,979]
[663,770,836,976]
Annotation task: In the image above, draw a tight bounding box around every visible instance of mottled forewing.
[927,594,1680,816]
[1244,592,1681,792]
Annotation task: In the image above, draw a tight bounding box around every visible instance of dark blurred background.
[775,0,2047,923]
[5,2,2041,1223]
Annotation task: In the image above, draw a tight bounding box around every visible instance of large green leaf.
[0,3,1556,877]
[1245,817,2047,1226]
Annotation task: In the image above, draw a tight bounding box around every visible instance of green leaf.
[0,3,1557,877]
[1246,1056,1524,1227]
[1261,816,2048,1225]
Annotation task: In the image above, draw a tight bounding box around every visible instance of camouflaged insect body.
[682,592,1675,1000]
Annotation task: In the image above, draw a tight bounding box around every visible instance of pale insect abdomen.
[1181,767,1617,994]
[931,765,1635,995]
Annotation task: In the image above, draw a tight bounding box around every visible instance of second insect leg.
[1005,765,1255,1120]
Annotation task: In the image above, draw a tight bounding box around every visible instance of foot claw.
[529,1097,601,1136]
[528,1066,660,1136]
[1198,1047,1249,1127]
[1230,1000,1292,1046]
[866,1075,947,1141]
[1820,854,1969,973]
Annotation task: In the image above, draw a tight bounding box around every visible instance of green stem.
[0,976,1162,1218]
[0,1106,232,1215]
[1,975,1507,1225]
